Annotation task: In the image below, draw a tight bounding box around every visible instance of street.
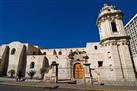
[0,77,137,91]
[0,85,82,91]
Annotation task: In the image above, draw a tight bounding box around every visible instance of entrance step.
[76,79,85,84]
[57,79,77,84]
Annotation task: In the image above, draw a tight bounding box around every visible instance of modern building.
[125,14,137,73]
[0,4,136,85]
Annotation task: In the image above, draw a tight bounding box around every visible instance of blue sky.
[0,0,137,48]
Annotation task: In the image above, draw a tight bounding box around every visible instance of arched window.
[58,51,62,55]
[11,48,16,55]
[30,62,35,68]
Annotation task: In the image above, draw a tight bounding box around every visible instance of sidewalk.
[0,77,137,91]
[0,78,95,91]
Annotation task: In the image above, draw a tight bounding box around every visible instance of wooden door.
[74,63,83,79]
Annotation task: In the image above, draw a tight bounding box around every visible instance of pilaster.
[83,63,92,84]
[51,63,59,83]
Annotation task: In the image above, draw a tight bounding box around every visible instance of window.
[53,50,57,55]
[43,52,46,55]
[94,46,98,50]
[11,48,16,55]
[58,51,62,55]
[98,61,103,67]
[111,22,117,32]
[107,52,111,58]
[109,64,113,71]
[30,62,35,68]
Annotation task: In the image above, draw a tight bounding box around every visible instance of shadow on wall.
[17,45,27,77]
[0,46,10,76]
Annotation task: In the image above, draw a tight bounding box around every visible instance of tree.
[40,68,46,79]
[8,69,15,78]
[27,70,36,79]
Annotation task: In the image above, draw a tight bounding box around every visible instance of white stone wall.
[26,55,45,78]
[133,55,137,72]
[7,42,25,76]
[0,40,136,83]
[41,48,86,80]
[86,42,117,81]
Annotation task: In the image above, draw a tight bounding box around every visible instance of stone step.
[57,79,77,84]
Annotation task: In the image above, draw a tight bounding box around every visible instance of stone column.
[84,63,92,84]
[51,63,59,83]
[68,59,72,79]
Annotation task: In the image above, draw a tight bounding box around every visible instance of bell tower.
[97,3,127,41]
[96,4,136,81]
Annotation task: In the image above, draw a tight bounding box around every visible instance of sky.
[0,0,137,48]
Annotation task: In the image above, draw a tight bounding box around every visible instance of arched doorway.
[73,63,83,79]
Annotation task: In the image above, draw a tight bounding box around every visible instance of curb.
[0,82,105,91]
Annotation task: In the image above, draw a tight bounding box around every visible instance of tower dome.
[97,3,123,26]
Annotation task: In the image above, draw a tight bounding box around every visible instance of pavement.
[0,85,81,91]
[0,77,137,91]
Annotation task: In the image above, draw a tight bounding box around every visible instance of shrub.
[8,69,15,78]
[40,68,46,79]
[27,70,36,79]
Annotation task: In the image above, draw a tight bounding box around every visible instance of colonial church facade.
[0,4,136,84]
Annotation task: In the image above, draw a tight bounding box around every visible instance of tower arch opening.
[111,21,117,32]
